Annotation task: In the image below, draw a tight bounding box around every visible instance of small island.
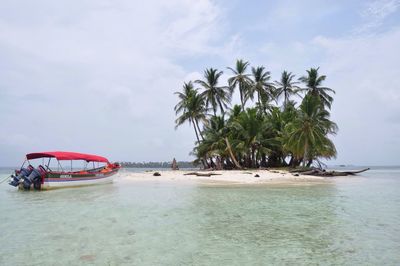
[174,60,337,171]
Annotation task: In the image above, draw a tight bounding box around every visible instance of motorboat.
[8,151,120,190]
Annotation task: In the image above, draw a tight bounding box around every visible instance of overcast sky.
[0,0,399,166]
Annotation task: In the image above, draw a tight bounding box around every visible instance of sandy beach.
[120,169,329,185]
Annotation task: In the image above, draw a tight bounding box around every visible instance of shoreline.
[118,169,333,185]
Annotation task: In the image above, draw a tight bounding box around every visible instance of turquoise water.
[0,168,399,265]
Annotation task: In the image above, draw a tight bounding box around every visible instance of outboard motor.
[22,165,46,190]
[9,165,34,187]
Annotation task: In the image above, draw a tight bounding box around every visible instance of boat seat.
[37,165,47,177]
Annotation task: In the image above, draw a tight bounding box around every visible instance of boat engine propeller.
[21,166,46,190]
[9,165,34,187]
[22,169,40,190]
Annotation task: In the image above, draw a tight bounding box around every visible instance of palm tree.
[174,63,339,169]
[196,68,231,116]
[285,94,337,166]
[174,82,207,143]
[250,66,275,113]
[299,67,335,109]
[228,59,252,111]
[277,101,300,166]
[275,70,300,108]
[230,108,270,168]
[263,107,286,167]
[194,115,241,169]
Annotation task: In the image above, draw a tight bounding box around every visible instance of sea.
[0,167,399,265]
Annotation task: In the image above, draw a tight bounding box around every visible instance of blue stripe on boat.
[44,174,115,182]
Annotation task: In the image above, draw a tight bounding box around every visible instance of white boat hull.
[41,173,117,189]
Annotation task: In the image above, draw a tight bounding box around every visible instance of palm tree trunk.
[216,156,222,170]
[284,90,288,108]
[288,155,294,166]
[217,98,225,115]
[194,119,204,140]
[251,147,256,168]
[192,122,208,169]
[239,85,245,111]
[192,122,200,143]
[246,154,252,168]
[225,137,241,169]
[303,140,308,167]
[261,153,267,167]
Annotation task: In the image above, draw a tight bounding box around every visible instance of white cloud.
[362,0,400,19]
[357,0,400,33]
[161,0,221,55]
[313,28,400,165]
[249,27,400,165]
[0,0,229,165]
[1,0,399,167]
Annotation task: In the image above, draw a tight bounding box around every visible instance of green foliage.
[250,66,275,113]
[299,67,335,109]
[274,70,301,108]
[228,59,253,111]
[174,82,207,142]
[174,62,338,169]
[284,94,337,166]
[195,68,231,116]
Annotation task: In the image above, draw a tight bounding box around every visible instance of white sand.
[119,169,329,185]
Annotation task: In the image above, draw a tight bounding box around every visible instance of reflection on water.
[0,169,399,265]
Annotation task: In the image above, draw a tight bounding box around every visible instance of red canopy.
[26,151,110,163]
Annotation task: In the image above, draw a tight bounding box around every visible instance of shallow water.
[0,168,399,265]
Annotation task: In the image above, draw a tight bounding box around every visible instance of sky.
[0,0,399,166]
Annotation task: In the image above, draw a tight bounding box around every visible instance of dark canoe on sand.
[291,168,370,177]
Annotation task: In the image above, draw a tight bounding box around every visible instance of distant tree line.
[119,161,196,168]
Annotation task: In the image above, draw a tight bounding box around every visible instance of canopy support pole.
[20,159,27,170]
[58,160,64,172]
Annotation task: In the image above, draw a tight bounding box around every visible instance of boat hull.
[38,168,119,189]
